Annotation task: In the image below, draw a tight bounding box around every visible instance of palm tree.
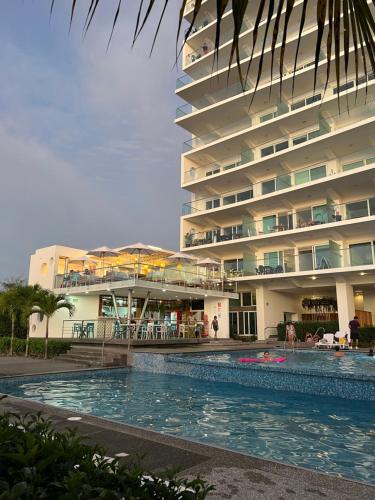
[31,291,75,359]
[50,1,375,99]
[0,283,44,356]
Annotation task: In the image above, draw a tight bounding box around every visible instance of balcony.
[183,197,375,248]
[55,262,234,293]
[225,242,375,279]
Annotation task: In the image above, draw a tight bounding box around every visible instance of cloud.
[0,2,189,280]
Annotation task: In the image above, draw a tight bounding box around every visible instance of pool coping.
[0,391,374,498]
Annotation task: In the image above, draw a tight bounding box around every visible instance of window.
[237,190,252,202]
[262,179,275,195]
[206,198,220,210]
[263,215,277,233]
[343,160,364,172]
[315,244,331,269]
[242,292,255,306]
[291,99,305,111]
[306,93,321,105]
[312,204,329,224]
[261,145,274,157]
[224,259,243,274]
[333,81,354,94]
[264,251,280,268]
[223,194,236,205]
[275,140,288,152]
[346,200,369,219]
[310,165,326,180]
[293,134,308,146]
[299,249,313,271]
[294,170,310,185]
[349,243,373,266]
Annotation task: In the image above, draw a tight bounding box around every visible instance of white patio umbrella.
[167,252,199,263]
[68,256,96,271]
[117,242,157,275]
[87,246,120,270]
[197,257,221,279]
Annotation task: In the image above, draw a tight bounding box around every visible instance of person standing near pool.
[285,322,296,346]
[211,316,219,340]
[349,315,360,350]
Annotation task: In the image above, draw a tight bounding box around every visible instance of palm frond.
[50,0,375,104]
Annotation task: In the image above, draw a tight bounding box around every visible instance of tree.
[31,291,74,359]
[50,1,375,100]
[0,283,44,355]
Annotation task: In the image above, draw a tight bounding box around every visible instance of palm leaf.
[50,1,375,105]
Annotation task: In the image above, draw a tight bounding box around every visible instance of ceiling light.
[162,289,166,292]
[360,272,366,276]
[311,276,317,280]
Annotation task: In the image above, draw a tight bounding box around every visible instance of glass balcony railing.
[183,153,375,214]
[183,197,375,248]
[55,262,234,293]
[183,98,375,181]
[176,81,250,118]
[225,242,375,278]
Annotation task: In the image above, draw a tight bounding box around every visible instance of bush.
[0,413,212,499]
[276,322,375,346]
[0,338,71,358]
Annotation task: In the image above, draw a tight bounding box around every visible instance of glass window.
[275,140,288,152]
[297,209,312,227]
[206,200,213,210]
[295,170,310,185]
[308,129,321,140]
[315,244,331,269]
[262,179,275,195]
[224,259,239,272]
[306,93,322,105]
[223,194,236,205]
[276,174,291,190]
[369,198,375,216]
[263,215,277,233]
[291,99,305,111]
[343,160,364,172]
[310,165,326,180]
[299,249,313,271]
[293,134,307,145]
[213,198,220,208]
[260,112,274,123]
[349,243,373,266]
[264,251,279,268]
[242,293,253,306]
[237,190,252,202]
[312,204,329,224]
[261,145,274,157]
[346,200,369,219]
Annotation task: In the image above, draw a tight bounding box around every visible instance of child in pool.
[262,351,273,362]
[333,345,344,358]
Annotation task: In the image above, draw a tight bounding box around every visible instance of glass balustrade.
[183,197,375,248]
[183,152,375,212]
[224,242,375,278]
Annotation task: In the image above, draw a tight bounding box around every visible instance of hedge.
[0,413,212,499]
[0,338,71,358]
[276,321,375,345]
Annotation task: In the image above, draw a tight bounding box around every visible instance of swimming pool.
[1,368,374,485]
[171,349,375,377]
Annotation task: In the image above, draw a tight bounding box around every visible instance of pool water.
[2,369,374,484]
[173,349,375,377]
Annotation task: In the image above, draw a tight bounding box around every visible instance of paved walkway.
[0,356,373,499]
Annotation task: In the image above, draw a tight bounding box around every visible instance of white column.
[335,281,355,333]
[255,286,267,340]
[204,298,229,338]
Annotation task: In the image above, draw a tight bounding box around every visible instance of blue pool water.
[170,349,375,377]
[1,369,374,484]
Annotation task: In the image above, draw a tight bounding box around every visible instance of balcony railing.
[183,152,375,215]
[225,242,375,278]
[55,263,234,293]
[184,197,375,248]
[182,98,375,182]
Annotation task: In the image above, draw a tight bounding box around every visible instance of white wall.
[204,297,229,338]
[256,287,298,340]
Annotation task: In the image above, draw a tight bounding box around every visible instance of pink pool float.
[239,357,287,363]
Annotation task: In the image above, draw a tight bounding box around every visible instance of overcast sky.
[0,1,188,281]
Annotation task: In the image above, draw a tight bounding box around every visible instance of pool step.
[58,345,128,367]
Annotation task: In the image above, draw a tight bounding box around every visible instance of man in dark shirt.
[349,316,360,349]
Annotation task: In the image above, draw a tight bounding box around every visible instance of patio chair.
[315,333,336,349]
[85,322,95,338]
[72,322,83,338]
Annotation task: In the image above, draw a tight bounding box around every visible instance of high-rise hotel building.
[176,0,375,339]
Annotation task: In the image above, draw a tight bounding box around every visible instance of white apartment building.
[176,0,375,339]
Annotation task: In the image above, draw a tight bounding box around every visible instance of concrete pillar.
[335,281,355,333]
[255,287,267,340]
[204,298,229,338]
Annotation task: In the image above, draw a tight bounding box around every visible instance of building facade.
[176,1,375,339]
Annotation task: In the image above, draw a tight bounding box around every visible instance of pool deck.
[0,357,374,499]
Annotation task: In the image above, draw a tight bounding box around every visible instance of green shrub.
[0,413,212,499]
[276,322,375,346]
[0,337,70,358]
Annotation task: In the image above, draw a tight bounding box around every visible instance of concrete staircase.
[59,344,128,368]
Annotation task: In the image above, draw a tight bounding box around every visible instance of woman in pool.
[333,346,345,358]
